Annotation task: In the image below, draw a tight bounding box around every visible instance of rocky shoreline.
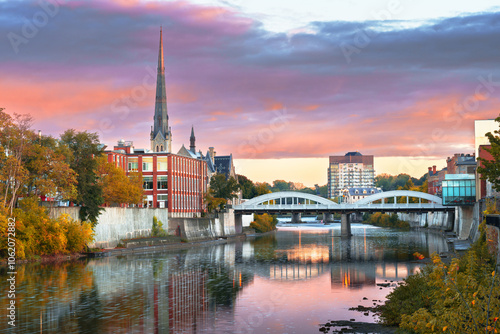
[318,320,398,334]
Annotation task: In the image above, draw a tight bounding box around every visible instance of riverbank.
[0,233,249,266]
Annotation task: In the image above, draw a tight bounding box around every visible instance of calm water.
[1,223,448,334]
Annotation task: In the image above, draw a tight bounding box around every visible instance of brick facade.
[107,149,207,214]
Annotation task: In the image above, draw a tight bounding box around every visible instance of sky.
[1,0,499,186]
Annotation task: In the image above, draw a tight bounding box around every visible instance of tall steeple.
[150,27,172,153]
[190,126,196,153]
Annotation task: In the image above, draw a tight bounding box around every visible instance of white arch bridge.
[233,191,454,237]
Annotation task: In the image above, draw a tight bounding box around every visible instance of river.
[1,223,448,334]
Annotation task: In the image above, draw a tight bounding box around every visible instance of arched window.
[160,145,163,151]
[156,145,159,152]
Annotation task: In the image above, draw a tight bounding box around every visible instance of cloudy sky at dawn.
[1,0,499,186]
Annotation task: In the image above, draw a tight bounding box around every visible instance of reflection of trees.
[206,264,253,307]
[251,233,283,262]
[76,282,103,334]
[0,261,92,333]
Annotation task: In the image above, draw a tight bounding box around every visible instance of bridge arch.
[355,190,442,205]
[240,191,338,207]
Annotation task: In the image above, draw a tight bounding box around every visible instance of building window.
[157,157,168,171]
[143,176,153,190]
[142,157,153,171]
[158,194,168,201]
[157,176,168,190]
[128,158,138,172]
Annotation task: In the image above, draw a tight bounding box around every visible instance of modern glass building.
[442,174,476,206]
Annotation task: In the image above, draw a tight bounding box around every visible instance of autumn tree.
[477,115,500,192]
[0,112,34,214]
[60,130,104,226]
[204,189,227,213]
[96,156,143,206]
[23,134,77,203]
[254,182,271,196]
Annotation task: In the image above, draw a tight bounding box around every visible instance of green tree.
[478,115,500,192]
[237,174,255,199]
[376,173,425,191]
[209,173,240,202]
[60,130,104,226]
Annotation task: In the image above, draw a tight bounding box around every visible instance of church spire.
[190,126,196,153]
[150,26,172,153]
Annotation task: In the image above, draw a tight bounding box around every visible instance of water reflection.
[0,224,448,333]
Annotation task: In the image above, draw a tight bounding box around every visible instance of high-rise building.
[150,27,172,153]
[327,152,375,198]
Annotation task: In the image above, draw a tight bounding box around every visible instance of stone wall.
[50,207,169,249]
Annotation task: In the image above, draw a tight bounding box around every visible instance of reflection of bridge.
[234,191,454,236]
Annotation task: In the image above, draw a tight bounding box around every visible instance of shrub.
[379,222,500,333]
[0,197,94,259]
[364,212,410,229]
[59,214,94,253]
[152,216,167,237]
[250,214,278,233]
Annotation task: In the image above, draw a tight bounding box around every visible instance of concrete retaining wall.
[453,203,481,241]
[398,202,481,241]
[168,209,240,241]
[398,212,453,230]
[50,207,169,249]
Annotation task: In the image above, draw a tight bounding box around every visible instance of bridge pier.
[341,213,352,237]
[235,213,243,234]
[291,212,302,223]
[323,213,334,223]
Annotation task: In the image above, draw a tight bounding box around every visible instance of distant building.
[442,174,476,206]
[446,153,476,175]
[327,152,375,198]
[427,165,447,196]
[340,187,382,204]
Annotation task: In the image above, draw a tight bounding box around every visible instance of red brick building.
[477,145,494,199]
[446,153,476,174]
[427,165,447,196]
[106,141,208,214]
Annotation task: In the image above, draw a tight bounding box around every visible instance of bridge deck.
[233,203,453,214]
